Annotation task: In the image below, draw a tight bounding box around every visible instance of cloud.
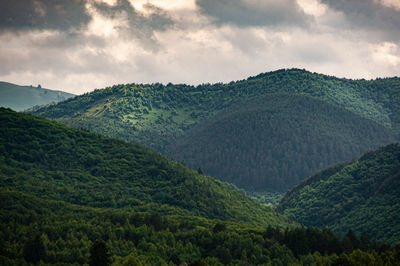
[0,0,90,32]
[92,0,173,32]
[195,0,311,28]
[0,0,400,95]
[321,0,400,41]
[370,42,400,66]
[0,0,174,43]
[89,0,174,49]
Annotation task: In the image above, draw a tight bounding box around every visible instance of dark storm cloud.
[195,0,311,28]
[0,0,173,39]
[321,0,400,41]
[0,0,90,32]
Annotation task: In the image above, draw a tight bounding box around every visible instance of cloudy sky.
[1,0,400,94]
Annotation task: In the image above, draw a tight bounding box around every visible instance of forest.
[2,108,400,265]
[2,189,400,265]
[167,95,395,191]
[30,68,400,193]
[1,68,399,264]
[278,143,400,244]
[0,108,285,225]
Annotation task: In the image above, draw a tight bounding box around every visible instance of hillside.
[1,112,399,264]
[31,68,400,192]
[0,107,288,226]
[4,108,390,265]
[167,95,396,191]
[0,81,75,111]
[278,143,400,244]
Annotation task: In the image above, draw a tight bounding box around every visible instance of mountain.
[0,107,324,265]
[278,143,400,244]
[1,109,399,264]
[30,68,400,192]
[0,107,287,226]
[167,95,395,191]
[0,81,75,111]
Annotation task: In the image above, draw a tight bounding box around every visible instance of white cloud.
[371,42,400,66]
[297,0,328,17]
[375,0,400,10]
[129,0,196,12]
[86,6,121,38]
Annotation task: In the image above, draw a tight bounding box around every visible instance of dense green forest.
[2,189,400,265]
[30,68,400,193]
[0,108,286,225]
[278,143,400,244]
[1,110,400,264]
[0,81,74,111]
[167,95,395,191]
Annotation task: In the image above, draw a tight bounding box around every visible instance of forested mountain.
[4,108,399,265]
[0,81,74,111]
[0,108,286,225]
[168,95,395,191]
[278,143,400,244]
[31,68,400,192]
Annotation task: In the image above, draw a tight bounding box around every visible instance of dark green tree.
[23,234,46,264]
[89,240,112,266]
[197,167,204,175]
[213,222,226,233]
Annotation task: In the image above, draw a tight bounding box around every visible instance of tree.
[197,168,204,175]
[89,239,112,266]
[122,253,143,266]
[23,234,46,264]
[213,222,226,233]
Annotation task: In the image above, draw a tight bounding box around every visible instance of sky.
[0,0,400,94]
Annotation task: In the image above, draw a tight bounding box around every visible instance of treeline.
[1,190,399,265]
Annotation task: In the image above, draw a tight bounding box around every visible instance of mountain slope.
[167,95,396,191]
[0,81,75,111]
[278,143,400,244]
[30,69,400,192]
[0,107,288,226]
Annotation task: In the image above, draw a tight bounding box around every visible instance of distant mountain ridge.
[278,143,400,244]
[30,68,400,192]
[0,81,75,111]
